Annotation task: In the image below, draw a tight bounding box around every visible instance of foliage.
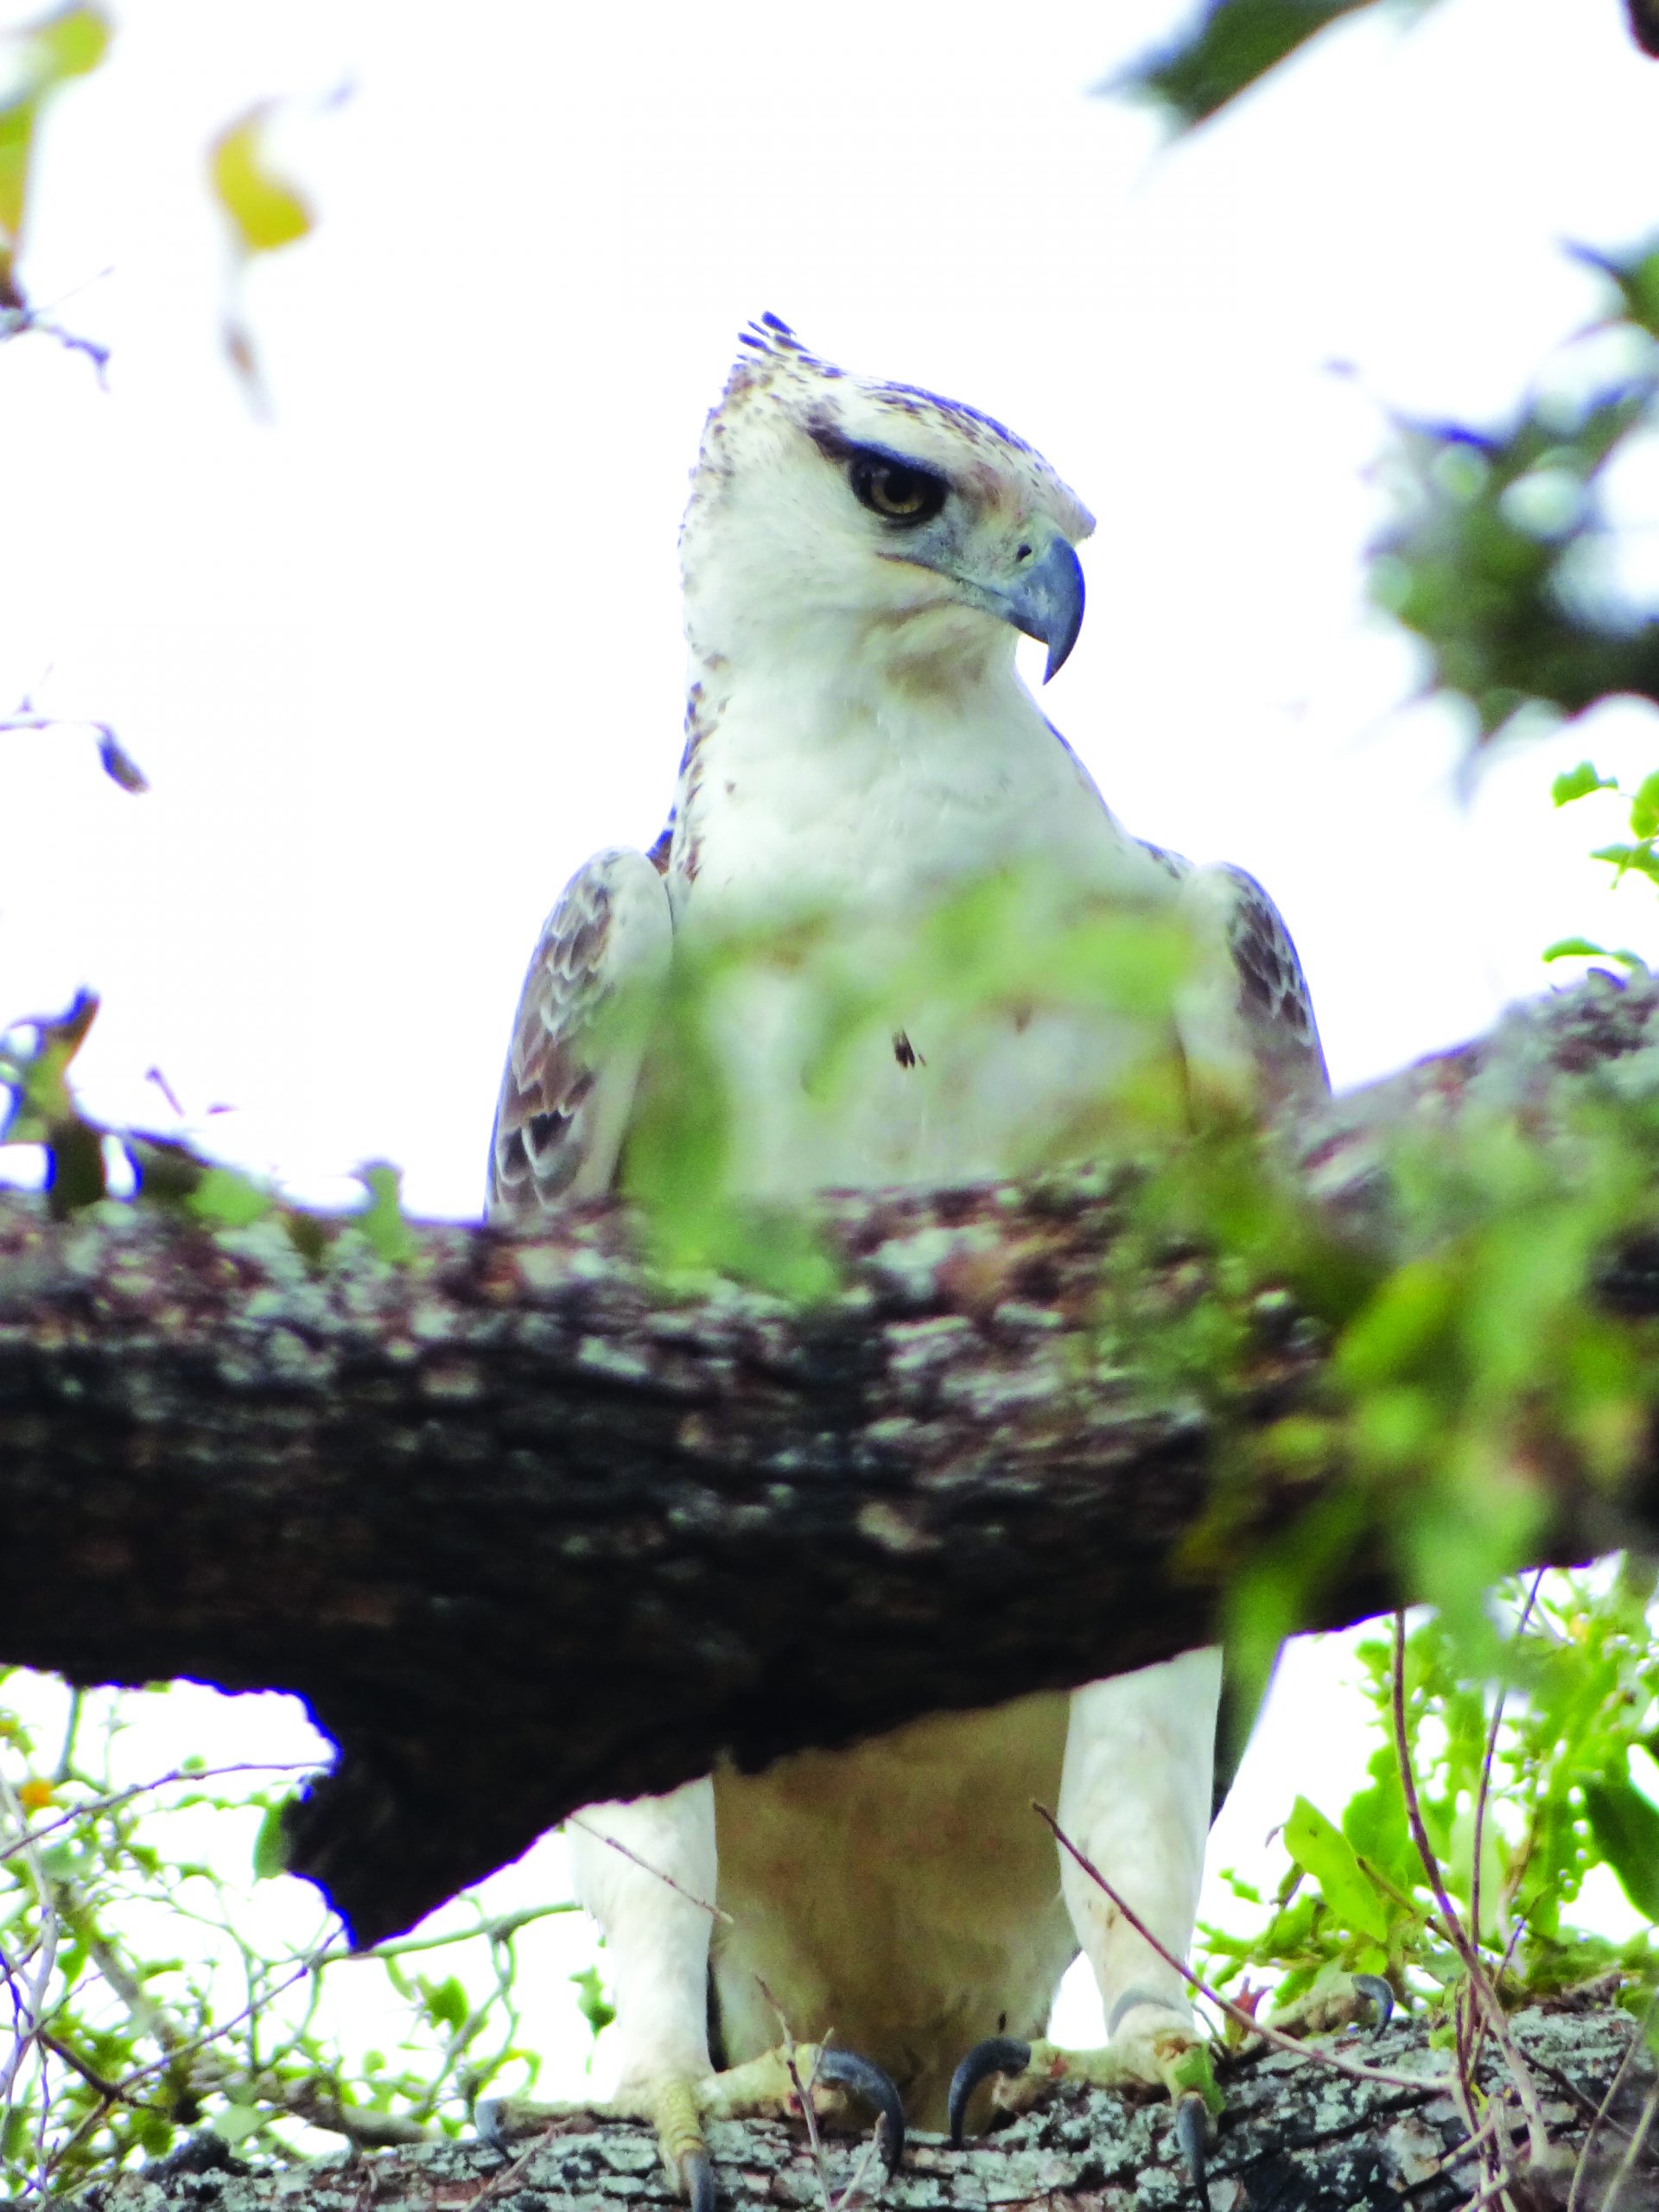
[0,1677,578,2196]
[1115,0,1655,133]
[1110,0,1430,130]
[1203,1578,1659,2017]
[1366,237,1659,750]
[619,865,1194,1295]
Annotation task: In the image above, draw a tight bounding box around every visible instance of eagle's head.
[682,315,1095,689]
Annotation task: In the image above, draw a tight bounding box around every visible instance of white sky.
[2,0,1656,2112]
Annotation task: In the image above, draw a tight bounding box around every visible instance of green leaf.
[1109,0,1385,130]
[31,4,108,81]
[1631,772,1659,841]
[1541,938,1608,963]
[1284,1795,1389,1941]
[209,2106,268,2145]
[1551,761,1616,806]
[353,1162,418,1266]
[187,1164,272,1229]
[1581,1771,1659,1922]
[251,1802,289,1881]
[1592,842,1659,884]
[209,103,312,256]
[569,1961,614,2042]
[423,1974,468,2030]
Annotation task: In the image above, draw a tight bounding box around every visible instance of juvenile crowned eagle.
[484,318,1327,2203]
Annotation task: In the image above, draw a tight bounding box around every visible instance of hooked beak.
[949,533,1085,682]
[1002,534,1085,682]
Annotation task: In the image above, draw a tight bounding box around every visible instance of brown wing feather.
[487,847,673,1220]
[1160,849,1326,1122]
[1211,862,1328,1109]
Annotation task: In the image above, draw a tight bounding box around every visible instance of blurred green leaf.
[1582,1770,1659,1921]
[1284,1794,1390,1941]
[209,104,311,256]
[1370,238,1659,749]
[0,5,110,302]
[1592,842,1659,885]
[569,1962,614,2045]
[209,2107,268,2145]
[187,1164,272,1230]
[1631,772,1659,840]
[251,1802,288,1881]
[1109,0,1402,130]
[423,1974,468,2031]
[1551,762,1616,806]
[353,1161,418,1265]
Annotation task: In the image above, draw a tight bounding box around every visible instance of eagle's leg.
[950,1651,1224,2183]
[479,1786,902,2208]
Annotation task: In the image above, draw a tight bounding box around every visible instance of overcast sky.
[2,0,1656,2101]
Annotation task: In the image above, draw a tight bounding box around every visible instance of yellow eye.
[849,452,948,525]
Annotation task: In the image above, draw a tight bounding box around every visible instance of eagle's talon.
[947,2034,1033,2145]
[682,2145,715,2212]
[815,2046,906,2173]
[1351,1974,1395,2032]
[1173,2090,1210,2194]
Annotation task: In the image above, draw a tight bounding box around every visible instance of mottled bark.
[3,975,1659,1943]
[71,2007,1657,2212]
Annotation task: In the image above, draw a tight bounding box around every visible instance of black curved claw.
[1352,1974,1395,2032]
[947,2035,1033,2148]
[1174,2091,1209,2196]
[817,2046,906,2175]
[683,2145,715,2212]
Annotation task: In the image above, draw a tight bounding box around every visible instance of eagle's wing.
[1170,860,1328,1120]
[486,846,674,1219]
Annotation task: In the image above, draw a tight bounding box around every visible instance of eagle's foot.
[480,2045,903,2210]
[948,2007,1220,2190]
[691,2046,905,2205]
[1262,1969,1395,2040]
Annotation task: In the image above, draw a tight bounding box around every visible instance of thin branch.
[1388,1613,1554,2169]
[1034,1805,1440,2095]
[568,1815,733,1925]
[1470,1571,1545,1956]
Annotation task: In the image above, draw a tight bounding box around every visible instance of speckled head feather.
[681,317,1094,683]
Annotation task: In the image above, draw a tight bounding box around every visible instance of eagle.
[482,317,1327,2206]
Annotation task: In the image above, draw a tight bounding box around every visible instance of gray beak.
[991,536,1086,682]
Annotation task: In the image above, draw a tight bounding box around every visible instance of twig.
[1471,1571,1544,1955]
[1569,2004,1658,2212]
[1389,1612,1554,2168]
[1596,2074,1659,2212]
[0,710,146,793]
[1033,1805,1439,2094]
[462,2118,561,2211]
[0,1761,313,1864]
[0,306,110,385]
[568,1815,733,1923]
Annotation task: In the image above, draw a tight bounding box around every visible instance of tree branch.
[73,2006,1657,2212]
[3,974,1659,1942]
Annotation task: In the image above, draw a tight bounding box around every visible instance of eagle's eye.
[849,452,947,525]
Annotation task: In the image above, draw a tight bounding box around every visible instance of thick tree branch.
[3,975,1659,1942]
[74,2006,1657,2212]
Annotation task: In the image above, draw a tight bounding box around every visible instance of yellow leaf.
[17,1778,54,1810]
[210,104,311,256]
